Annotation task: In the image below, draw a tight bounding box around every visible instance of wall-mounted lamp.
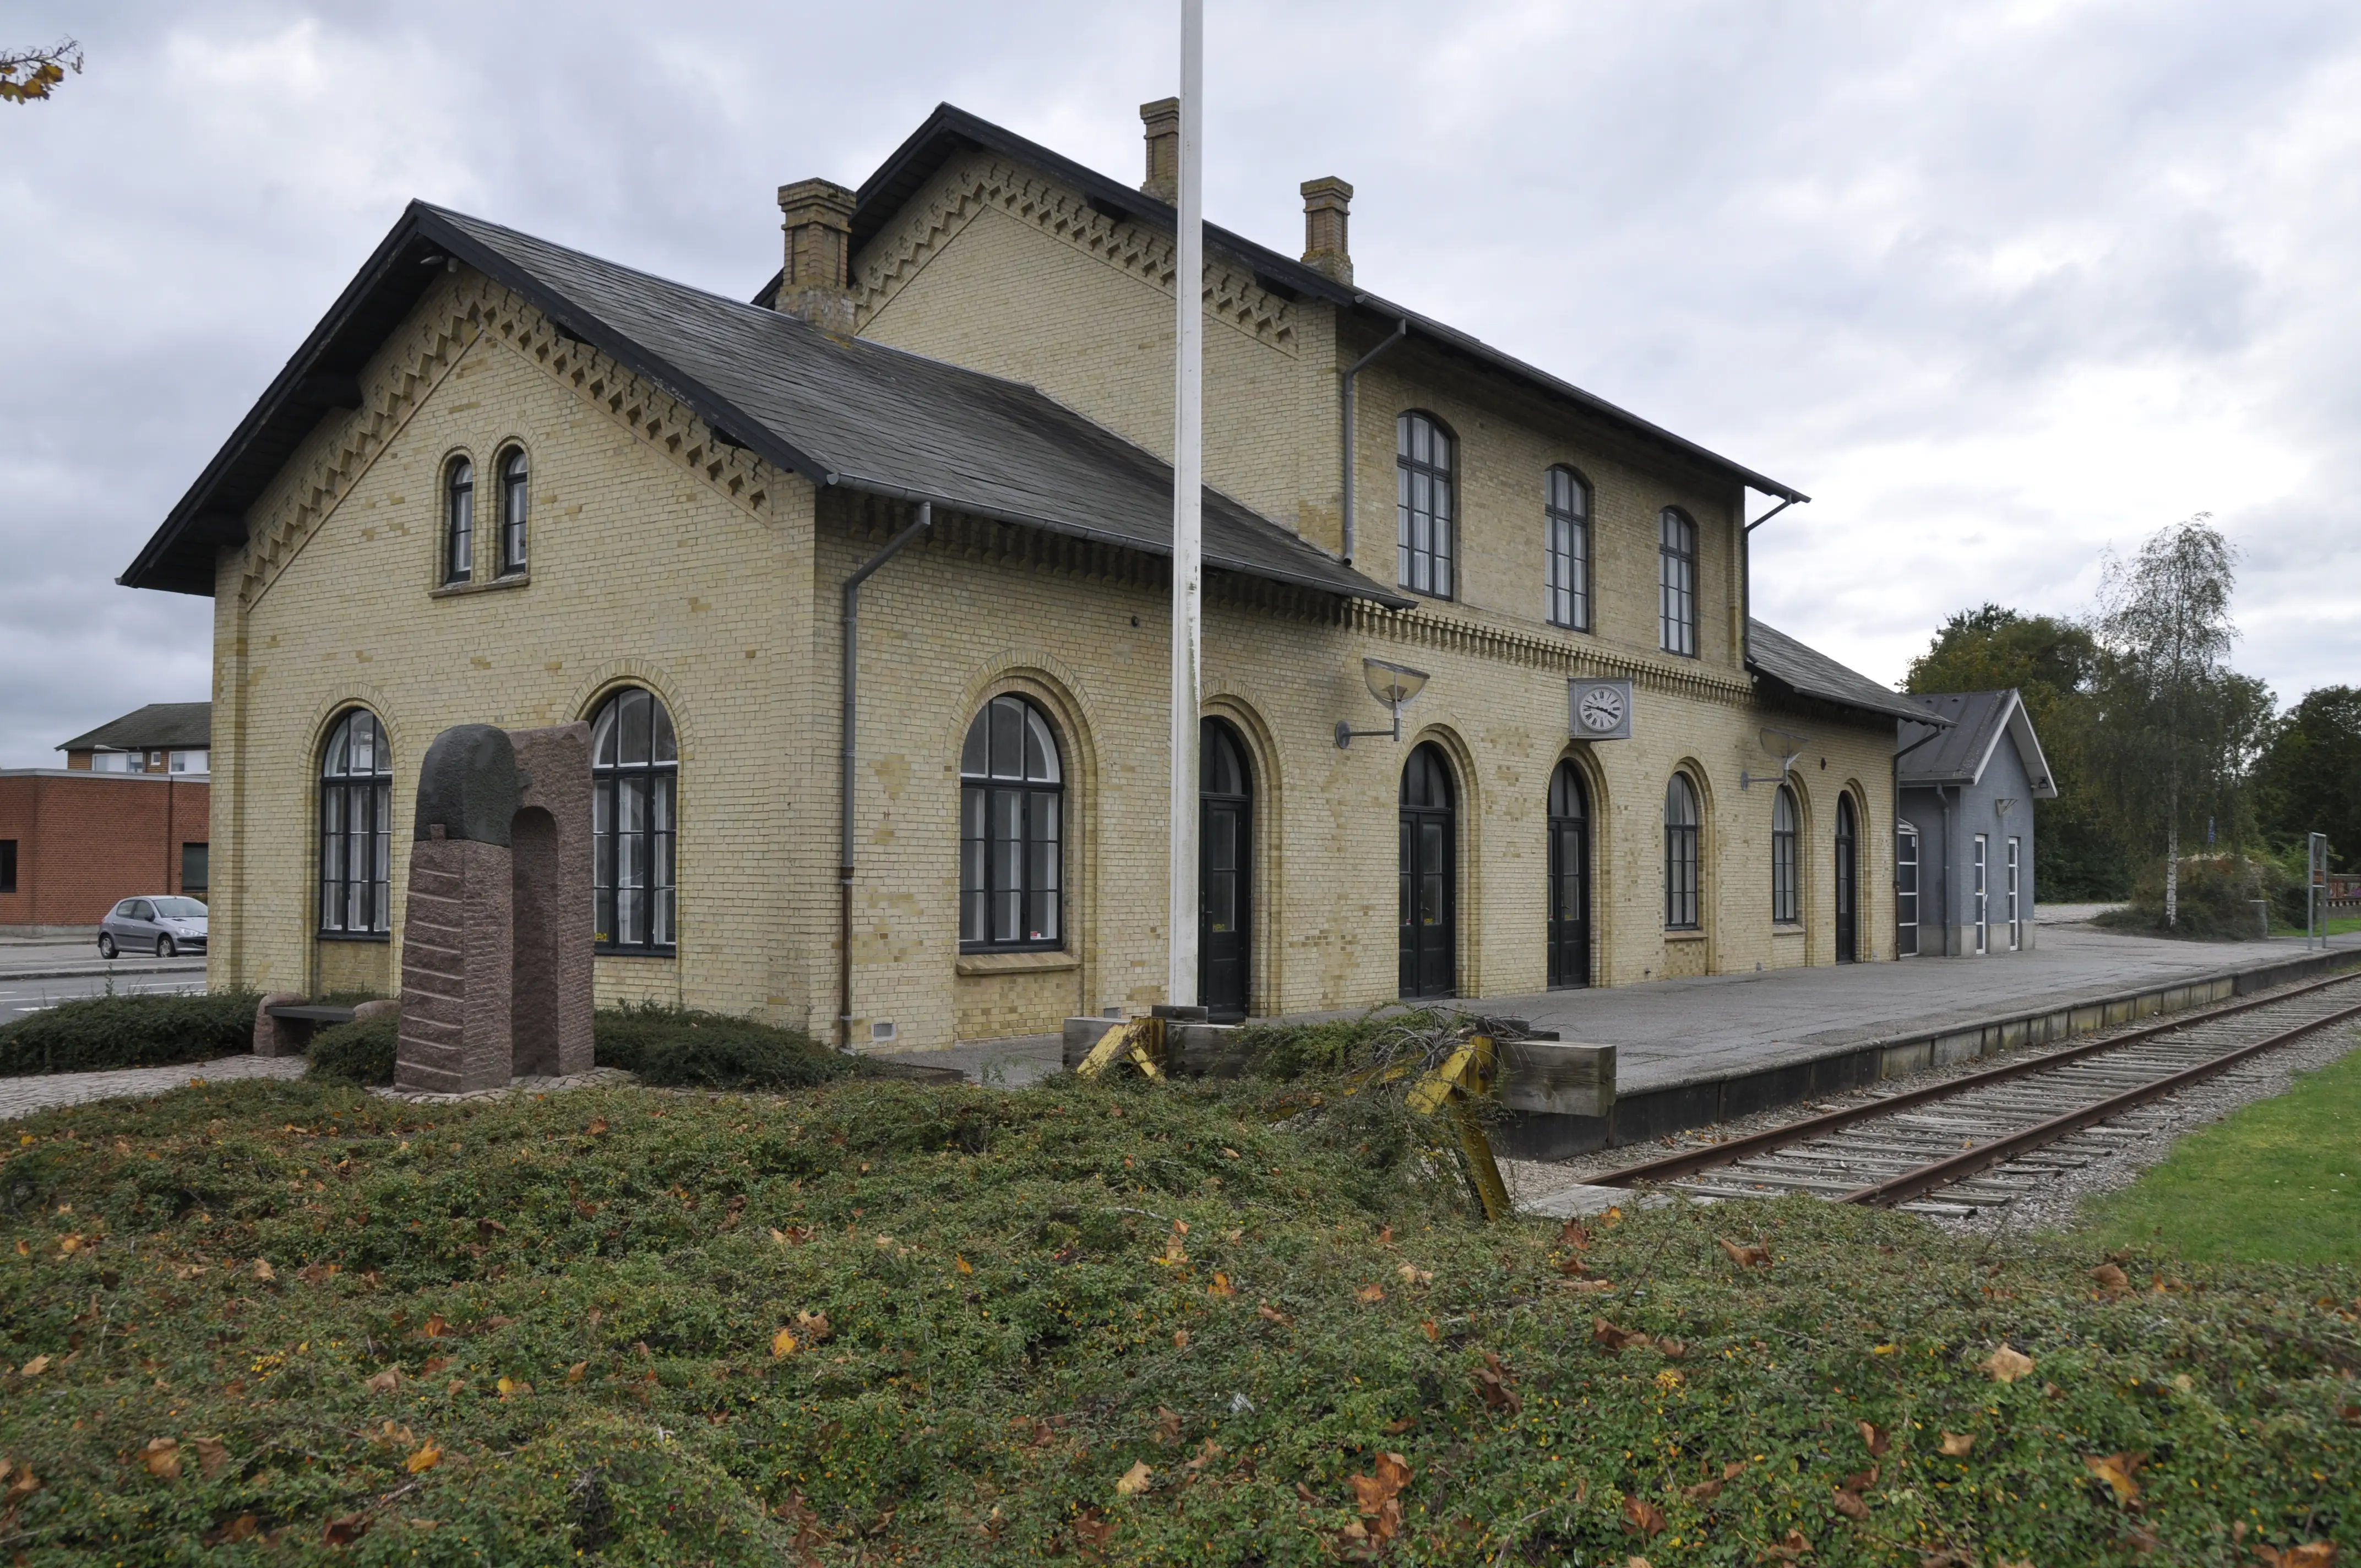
[1335,657,1429,748]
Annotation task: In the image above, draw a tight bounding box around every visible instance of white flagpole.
[1167,0,1204,1009]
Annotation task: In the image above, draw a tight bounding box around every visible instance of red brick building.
[0,704,211,931]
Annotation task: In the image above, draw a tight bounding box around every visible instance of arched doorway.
[1399,743,1457,999]
[1547,760,1590,988]
[1199,718,1252,1021]
[1834,794,1859,963]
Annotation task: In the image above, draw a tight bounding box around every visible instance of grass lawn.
[3,1072,2358,1565]
[2081,1030,2361,1264]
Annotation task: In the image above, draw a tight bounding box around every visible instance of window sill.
[1772,923,1805,934]
[431,572,530,600]
[596,946,677,960]
[1663,929,1707,943]
[956,950,1078,977]
[317,931,390,944]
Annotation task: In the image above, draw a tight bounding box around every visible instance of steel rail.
[1587,962,2361,1189]
[1836,995,2361,1207]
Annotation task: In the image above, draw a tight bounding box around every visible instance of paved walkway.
[885,918,2361,1092]
[0,1052,306,1122]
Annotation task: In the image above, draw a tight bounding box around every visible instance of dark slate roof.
[58,703,211,753]
[758,104,1807,505]
[1898,690,2058,797]
[122,203,1412,611]
[1746,619,1943,728]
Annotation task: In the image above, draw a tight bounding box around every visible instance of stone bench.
[254,995,398,1059]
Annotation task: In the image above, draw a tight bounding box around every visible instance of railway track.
[1587,966,2361,1217]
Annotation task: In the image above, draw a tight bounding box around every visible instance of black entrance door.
[1199,719,1251,1021]
[1547,761,1590,988]
[1834,794,1858,963]
[1399,743,1456,998]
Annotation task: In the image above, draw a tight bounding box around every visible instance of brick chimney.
[775,178,857,334]
[1140,98,1180,204]
[1300,177,1353,285]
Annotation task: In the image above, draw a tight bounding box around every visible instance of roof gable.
[774,103,1805,504]
[123,202,1406,610]
[1897,689,2058,798]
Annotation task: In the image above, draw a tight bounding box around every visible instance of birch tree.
[2092,515,2242,928]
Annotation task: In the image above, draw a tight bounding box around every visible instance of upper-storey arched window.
[1658,508,1697,656]
[1662,508,1700,656]
[1772,784,1800,924]
[1664,771,1701,930]
[319,708,393,937]
[961,694,1064,951]
[1396,412,1455,600]
[591,687,678,954]
[1546,466,1590,630]
[444,456,474,584]
[497,447,529,576]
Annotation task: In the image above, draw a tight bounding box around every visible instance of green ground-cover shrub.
[2,1070,2354,1565]
[590,1001,883,1090]
[0,988,261,1076]
[306,1014,398,1087]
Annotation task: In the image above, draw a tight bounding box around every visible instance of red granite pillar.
[395,832,515,1093]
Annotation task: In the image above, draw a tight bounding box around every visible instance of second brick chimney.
[775,178,857,334]
[1140,98,1180,204]
[1300,177,1353,285]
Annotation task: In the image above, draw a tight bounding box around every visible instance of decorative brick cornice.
[1346,600,1756,710]
[236,275,777,612]
[855,154,1298,356]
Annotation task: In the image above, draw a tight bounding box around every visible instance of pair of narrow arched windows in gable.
[443,448,530,584]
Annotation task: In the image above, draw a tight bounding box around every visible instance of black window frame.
[1664,771,1701,930]
[181,842,209,896]
[1395,411,1456,600]
[960,694,1065,952]
[0,839,15,895]
[1545,465,1590,630]
[1658,507,1698,657]
[1771,785,1800,924]
[444,455,475,585]
[591,687,679,956]
[318,708,393,939]
[497,445,529,576]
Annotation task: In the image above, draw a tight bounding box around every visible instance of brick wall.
[0,772,210,927]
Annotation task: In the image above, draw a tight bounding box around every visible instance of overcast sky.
[4,0,2357,765]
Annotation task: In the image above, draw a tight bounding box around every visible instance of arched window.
[960,695,1063,950]
[1772,785,1800,924]
[1396,412,1455,599]
[444,456,474,584]
[497,447,529,576]
[1658,508,1697,656]
[1546,466,1590,630]
[591,687,678,953]
[1664,772,1701,930]
[319,709,392,936]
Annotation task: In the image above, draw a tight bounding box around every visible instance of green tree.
[2254,685,2361,872]
[0,39,80,105]
[1905,604,2128,898]
[2088,516,2266,926]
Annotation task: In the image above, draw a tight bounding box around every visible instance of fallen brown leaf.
[1560,1219,1591,1249]
[1376,1224,1392,1244]
[1185,1438,1223,1472]
[1981,1344,2034,1383]
[585,1118,608,1137]
[795,1310,832,1343]
[1832,1488,1869,1521]
[1841,1466,1878,1493]
[18,1355,50,1378]
[1208,1272,1236,1298]
[404,1441,442,1474]
[421,1314,449,1339]
[324,1512,369,1545]
[1765,1528,1813,1562]
[1718,1237,1771,1268]
[1621,1495,1666,1536]
[2253,1543,2338,1568]
[1592,1316,1653,1352]
[1256,1302,1291,1325]
[1172,1329,1189,1349]
[2093,1262,2131,1295]
[1395,1263,1432,1286]
[1356,1283,1386,1303]
[139,1438,182,1480]
[1858,1420,1889,1457]
[1656,1337,1688,1359]
[1114,1460,1152,1497]
[2083,1451,2145,1506]
[567,1361,587,1382]
[1153,1407,1181,1445]
[1071,1509,1114,1550]
[192,1438,230,1480]
[1295,1481,1319,1504]
[1939,1431,1975,1457]
[1383,1416,1416,1435]
[202,1514,259,1545]
[365,1368,400,1395]
[1682,1478,1725,1502]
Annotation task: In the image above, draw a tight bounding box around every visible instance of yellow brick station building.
[124,102,1935,1053]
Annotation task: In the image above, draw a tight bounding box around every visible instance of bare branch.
[0,38,83,106]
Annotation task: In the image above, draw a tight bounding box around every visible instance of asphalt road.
[0,970,210,1024]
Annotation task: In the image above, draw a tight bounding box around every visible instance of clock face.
[1579,687,1625,732]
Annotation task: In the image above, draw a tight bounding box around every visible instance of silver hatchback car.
[99,896,209,959]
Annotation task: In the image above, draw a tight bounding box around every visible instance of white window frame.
[2006,836,2021,951]
[1895,821,1919,957]
[1972,834,1989,956]
[169,750,209,775]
